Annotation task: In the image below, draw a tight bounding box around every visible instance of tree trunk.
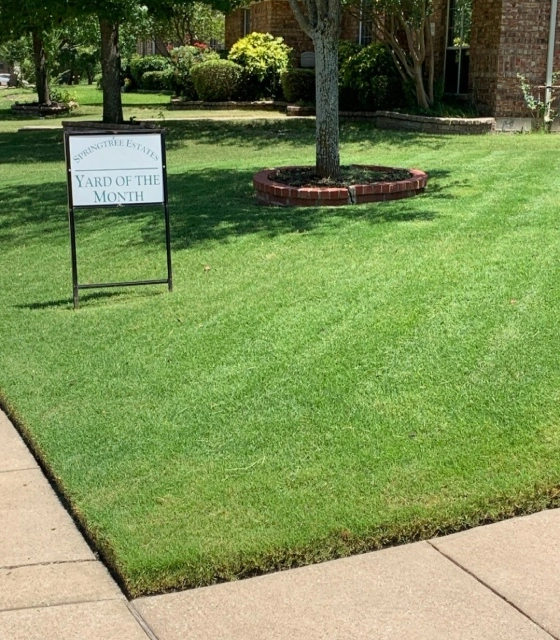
[425,19,435,105]
[31,29,51,106]
[99,18,123,124]
[413,63,430,110]
[373,12,434,111]
[313,31,340,179]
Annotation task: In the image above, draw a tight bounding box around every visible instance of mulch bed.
[273,165,412,189]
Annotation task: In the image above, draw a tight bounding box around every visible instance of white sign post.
[64,129,172,309]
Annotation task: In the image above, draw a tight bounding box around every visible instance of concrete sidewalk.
[1,407,559,640]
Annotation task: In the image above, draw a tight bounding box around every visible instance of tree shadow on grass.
[0,129,65,164]
[159,171,444,250]
[0,120,450,165]
[164,119,450,152]
[0,167,451,251]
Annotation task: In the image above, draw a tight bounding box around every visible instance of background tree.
[286,0,341,178]
[152,2,225,46]
[80,0,144,123]
[56,19,102,85]
[371,0,434,110]
[0,37,31,83]
[0,0,68,104]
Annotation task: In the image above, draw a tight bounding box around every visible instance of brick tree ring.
[253,165,428,207]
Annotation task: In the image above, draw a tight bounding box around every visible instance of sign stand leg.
[164,202,173,293]
[68,205,80,310]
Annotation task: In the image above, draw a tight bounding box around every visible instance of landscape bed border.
[254,165,428,207]
[171,99,496,134]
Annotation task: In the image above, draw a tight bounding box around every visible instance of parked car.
[0,74,11,86]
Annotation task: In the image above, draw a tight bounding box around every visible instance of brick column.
[471,0,560,116]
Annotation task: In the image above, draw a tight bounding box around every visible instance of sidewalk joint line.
[0,558,97,571]
[0,596,122,615]
[427,540,560,640]
[125,601,161,640]
[0,466,39,474]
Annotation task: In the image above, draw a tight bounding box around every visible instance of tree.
[287,0,341,178]
[371,0,434,110]
[0,0,68,105]
[81,1,143,123]
[0,36,31,83]
[56,19,101,85]
[152,2,225,46]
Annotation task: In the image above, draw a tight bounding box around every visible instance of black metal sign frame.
[64,129,172,309]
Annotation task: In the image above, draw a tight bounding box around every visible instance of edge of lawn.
[3,390,560,597]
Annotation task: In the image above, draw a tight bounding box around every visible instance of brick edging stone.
[285,106,495,134]
[375,111,495,134]
[254,165,428,207]
[170,100,495,133]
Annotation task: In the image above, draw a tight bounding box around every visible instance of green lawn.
[1,118,560,597]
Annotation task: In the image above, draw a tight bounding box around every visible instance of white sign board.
[67,132,165,207]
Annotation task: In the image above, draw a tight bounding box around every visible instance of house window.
[243,8,251,36]
[445,0,472,94]
[358,0,374,46]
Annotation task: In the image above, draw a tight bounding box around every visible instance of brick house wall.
[225,2,447,78]
[430,0,448,93]
[455,0,560,117]
[494,0,559,117]
[469,0,502,115]
[226,0,359,64]
[225,8,246,49]
[226,0,560,117]
[252,0,313,59]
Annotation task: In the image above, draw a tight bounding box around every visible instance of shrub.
[281,68,315,104]
[50,87,78,109]
[337,40,363,110]
[338,40,362,70]
[128,54,171,90]
[339,42,404,111]
[140,70,172,91]
[190,59,243,101]
[228,33,291,99]
[168,45,220,98]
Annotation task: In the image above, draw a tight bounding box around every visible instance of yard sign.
[64,129,172,309]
